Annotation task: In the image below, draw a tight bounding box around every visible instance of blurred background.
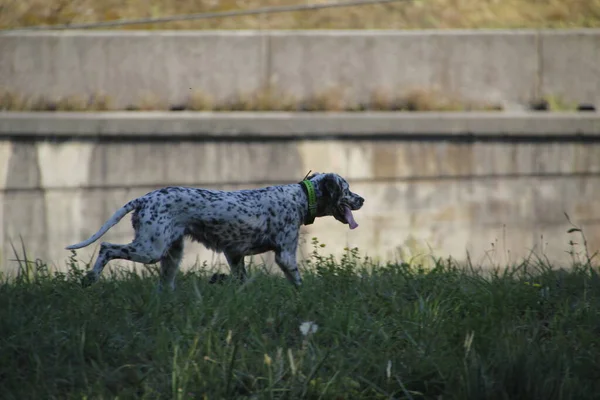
[0,0,599,274]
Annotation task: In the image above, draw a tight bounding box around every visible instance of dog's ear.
[306,172,320,181]
[320,173,342,203]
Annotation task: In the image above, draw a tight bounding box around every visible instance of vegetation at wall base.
[0,87,507,112]
[3,87,590,113]
[1,239,599,399]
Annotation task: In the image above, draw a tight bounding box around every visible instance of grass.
[1,237,600,399]
[1,0,600,30]
[0,87,505,112]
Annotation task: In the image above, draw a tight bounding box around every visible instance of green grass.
[1,242,600,399]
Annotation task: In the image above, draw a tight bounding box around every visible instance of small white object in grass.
[299,321,318,336]
[386,360,392,379]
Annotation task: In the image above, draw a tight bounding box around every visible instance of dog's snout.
[353,194,365,208]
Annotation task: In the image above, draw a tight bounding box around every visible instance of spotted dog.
[66,173,364,290]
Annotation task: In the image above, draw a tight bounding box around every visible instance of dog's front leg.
[275,250,302,287]
[224,252,248,283]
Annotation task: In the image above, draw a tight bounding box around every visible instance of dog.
[65,172,364,291]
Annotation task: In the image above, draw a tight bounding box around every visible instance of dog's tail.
[65,199,140,250]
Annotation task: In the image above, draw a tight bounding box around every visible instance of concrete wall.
[1,30,599,109]
[1,112,600,276]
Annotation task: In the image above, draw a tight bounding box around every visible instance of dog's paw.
[81,272,98,288]
[209,273,230,285]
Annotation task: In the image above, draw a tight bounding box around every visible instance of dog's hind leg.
[159,237,184,291]
[224,252,248,283]
[82,240,166,287]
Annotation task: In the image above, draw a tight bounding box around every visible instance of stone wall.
[1,112,599,274]
[1,30,599,109]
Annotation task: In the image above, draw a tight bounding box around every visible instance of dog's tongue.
[343,205,358,230]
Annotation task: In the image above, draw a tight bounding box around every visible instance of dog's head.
[306,172,364,229]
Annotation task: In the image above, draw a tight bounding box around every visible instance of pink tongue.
[343,206,359,230]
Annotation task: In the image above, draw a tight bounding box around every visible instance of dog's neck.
[298,180,318,225]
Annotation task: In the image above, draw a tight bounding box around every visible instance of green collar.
[299,179,317,225]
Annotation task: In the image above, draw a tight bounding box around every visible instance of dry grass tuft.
[219,88,297,111]
[133,92,169,111]
[187,90,214,111]
[1,0,599,30]
[364,87,504,112]
[0,91,29,111]
[401,88,467,111]
[0,90,114,111]
[301,86,348,112]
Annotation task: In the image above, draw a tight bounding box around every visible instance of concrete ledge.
[0,112,599,137]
